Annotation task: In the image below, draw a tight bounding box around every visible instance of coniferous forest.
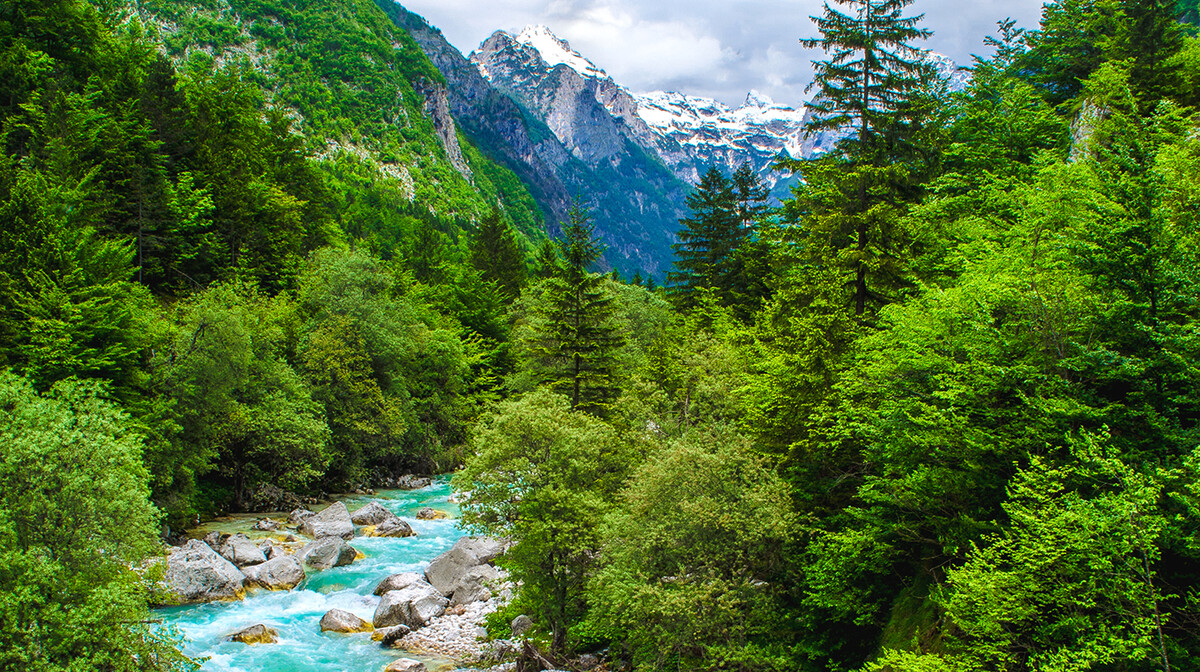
[4,0,1200,670]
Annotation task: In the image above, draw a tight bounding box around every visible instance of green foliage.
[455,388,627,654]
[589,428,795,671]
[0,371,195,672]
[158,282,330,508]
[470,206,528,302]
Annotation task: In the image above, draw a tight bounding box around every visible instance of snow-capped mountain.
[633,89,809,194]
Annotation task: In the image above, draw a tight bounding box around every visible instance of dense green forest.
[4,0,1200,670]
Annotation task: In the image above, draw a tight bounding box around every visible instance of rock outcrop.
[242,556,305,591]
[162,539,246,604]
[300,501,355,540]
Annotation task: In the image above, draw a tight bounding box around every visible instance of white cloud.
[394,0,1048,106]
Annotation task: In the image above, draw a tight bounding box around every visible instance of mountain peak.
[513,24,607,79]
[742,90,774,109]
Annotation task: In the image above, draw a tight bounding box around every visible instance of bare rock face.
[227,624,278,645]
[300,501,355,540]
[299,537,358,570]
[373,581,448,629]
[162,539,246,604]
[373,572,423,596]
[414,79,472,181]
[242,556,305,591]
[220,533,267,568]
[384,658,426,672]
[320,608,373,633]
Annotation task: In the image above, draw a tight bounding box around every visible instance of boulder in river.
[373,517,414,538]
[373,572,423,596]
[162,539,245,604]
[288,508,315,525]
[372,624,411,647]
[350,502,395,526]
[220,533,267,568]
[384,658,426,672]
[300,501,355,540]
[253,518,279,531]
[415,507,448,520]
[242,555,305,590]
[227,624,278,645]
[373,581,448,629]
[320,608,373,633]
[299,536,358,570]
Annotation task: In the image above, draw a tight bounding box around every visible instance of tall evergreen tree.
[667,167,742,308]
[795,0,935,317]
[469,206,527,302]
[520,201,624,415]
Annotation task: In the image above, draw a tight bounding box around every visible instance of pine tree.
[795,0,935,317]
[469,206,527,301]
[667,167,742,308]
[522,202,624,415]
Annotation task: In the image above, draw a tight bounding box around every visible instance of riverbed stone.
[299,536,358,570]
[320,608,373,633]
[350,502,395,526]
[383,658,426,672]
[415,507,447,520]
[220,533,267,568]
[373,581,448,629]
[227,624,277,645]
[373,517,414,538]
[300,501,355,540]
[162,539,245,604]
[373,572,423,596]
[242,555,305,590]
[253,518,279,531]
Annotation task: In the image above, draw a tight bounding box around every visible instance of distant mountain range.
[382,4,969,277]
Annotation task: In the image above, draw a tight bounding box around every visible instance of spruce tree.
[796,0,934,317]
[522,202,624,415]
[667,167,742,308]
[469,206,527,301]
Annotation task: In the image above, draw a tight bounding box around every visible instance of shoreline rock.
[300,501,355,540]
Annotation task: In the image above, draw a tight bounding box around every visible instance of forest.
[2,0,1200,670]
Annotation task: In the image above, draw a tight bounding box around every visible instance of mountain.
[633,90,808,200]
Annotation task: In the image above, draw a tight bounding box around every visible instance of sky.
[395,0,1048,108]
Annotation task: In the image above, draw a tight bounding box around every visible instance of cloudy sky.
[395,0,1048,107]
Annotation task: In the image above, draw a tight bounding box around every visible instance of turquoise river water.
[157,477,467,672]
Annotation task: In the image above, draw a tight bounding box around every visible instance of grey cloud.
[396,0,1047,107]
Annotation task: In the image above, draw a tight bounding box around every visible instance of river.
[157,477,469,672]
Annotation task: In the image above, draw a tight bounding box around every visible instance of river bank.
[156,478,511,672]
